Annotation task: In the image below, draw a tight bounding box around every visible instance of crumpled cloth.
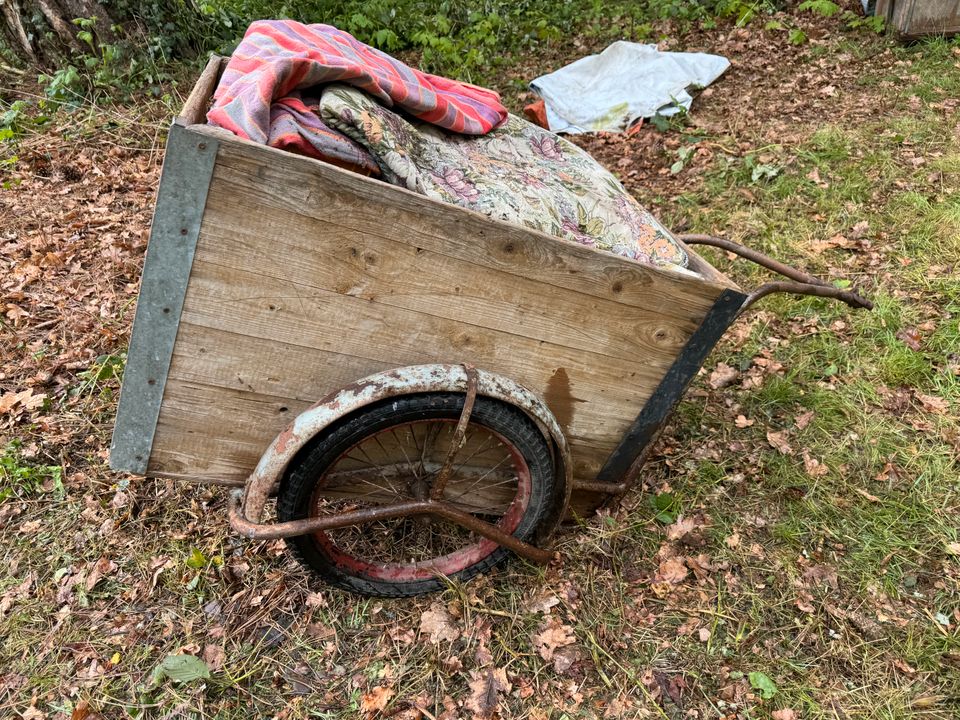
[208,20,509,172]
[530,41,730,134]
[320,85,689,268]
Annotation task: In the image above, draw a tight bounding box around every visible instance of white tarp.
[530,41,730,134]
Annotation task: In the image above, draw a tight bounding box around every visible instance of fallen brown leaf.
[916,392,948,415]
[360,686,395,714]
[766,430,794,455]
[532,618,575,662]
[419,604,460,644]
[465,668,510,719]
[708,362,739,389]
[802,452,829,478]
[656,556,688,584]
[856,488,881,503]
[665,515,697,541]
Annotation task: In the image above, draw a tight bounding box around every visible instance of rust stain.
[544,368,584,434]
[273,425,297,455]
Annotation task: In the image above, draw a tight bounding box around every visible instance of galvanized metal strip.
[595,288,747,485]
[110,124,218,474]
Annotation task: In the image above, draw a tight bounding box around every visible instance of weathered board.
[876,0,960,37]
[112,66,743,514]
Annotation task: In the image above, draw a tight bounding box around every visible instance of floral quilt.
[318,85,689,268]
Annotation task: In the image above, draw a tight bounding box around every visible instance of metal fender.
[240,364,572,543]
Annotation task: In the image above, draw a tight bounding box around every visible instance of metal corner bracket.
[109,123,219,474]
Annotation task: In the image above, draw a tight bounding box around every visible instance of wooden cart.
[875,0,960,39]
[110,58,870,596]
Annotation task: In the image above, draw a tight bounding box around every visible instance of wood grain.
[177,55,225,126]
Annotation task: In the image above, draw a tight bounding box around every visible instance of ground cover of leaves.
[1,5,958,719]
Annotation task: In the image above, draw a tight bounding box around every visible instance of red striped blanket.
[208,21,508,171]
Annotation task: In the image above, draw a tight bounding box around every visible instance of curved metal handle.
[677,234,873,312]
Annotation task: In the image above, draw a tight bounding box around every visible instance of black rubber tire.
[277,393,557,597]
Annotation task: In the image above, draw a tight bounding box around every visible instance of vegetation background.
[1,1,958,719]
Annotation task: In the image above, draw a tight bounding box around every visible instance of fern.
[798,0,841,17]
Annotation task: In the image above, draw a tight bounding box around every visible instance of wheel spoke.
[307,414,531,578]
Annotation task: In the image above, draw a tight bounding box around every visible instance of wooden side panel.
[879,0,960,37]
[147,131,734,489]
[177,56,226,126]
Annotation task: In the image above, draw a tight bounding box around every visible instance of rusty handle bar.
[677,234,873,312]
[227,490,556,565]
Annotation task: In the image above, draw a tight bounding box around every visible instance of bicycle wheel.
[276,392,557,597]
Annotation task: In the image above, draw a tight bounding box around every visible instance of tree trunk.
[0,0,37,63]
[0,0,115,67]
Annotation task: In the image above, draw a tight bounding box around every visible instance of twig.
[0,63,26,76]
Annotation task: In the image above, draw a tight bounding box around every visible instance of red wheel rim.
[308,419,532,582]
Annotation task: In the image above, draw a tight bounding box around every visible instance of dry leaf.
[850,221,870,239]
[532,619,575,661]
[945,542,960,556]
[896,328,922,351]
[305,591,326,608]
[523,591,560,615]
[465,668,510,719]
[893,658,917,675]
[910,696,943,710]
[735,414,754,428]
[766,430,794,455]
[771,710,797,720]
[803,564,839,589]
[360,686,395,714]
[698,628,711,642]
[0,389,36,415]
[708,362,739,389]
[916,393,948,415]
[419,604,460,644]
[656,557,688,584]
[794,410,815,430]
[666,516,697,541]
[802,452,829,478]
[84,556,117,592]
[725,532,741,549]
[856,488,881,503]
[202,644,226,671]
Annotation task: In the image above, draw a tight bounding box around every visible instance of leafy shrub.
[5,0,787,99]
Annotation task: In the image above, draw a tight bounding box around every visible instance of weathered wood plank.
[177,56,225,126]
[176,259,669,432]
[877,0,960,37]
[197,126,738,301]
[150,377,619,483]
[194,189,701,365]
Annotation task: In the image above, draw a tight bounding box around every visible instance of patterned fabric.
[319,85,689,268]
[208,20,508,172]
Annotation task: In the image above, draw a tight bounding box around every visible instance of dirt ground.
[1,4,959,719]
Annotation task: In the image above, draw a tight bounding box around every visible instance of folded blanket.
[320,85,688,268]
[208,20,508,172]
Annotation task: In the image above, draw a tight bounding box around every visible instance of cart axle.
[227,490,556,564]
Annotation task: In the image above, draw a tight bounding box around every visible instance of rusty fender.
[235,364,572,542]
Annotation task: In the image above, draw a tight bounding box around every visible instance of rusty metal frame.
[677,234,873,313]
[593,288,746,490]
[230,364,570,564]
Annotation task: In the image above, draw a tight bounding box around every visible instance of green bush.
[7,0,784,100]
